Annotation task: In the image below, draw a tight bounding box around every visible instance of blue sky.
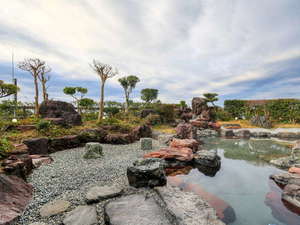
[0,0,299,105]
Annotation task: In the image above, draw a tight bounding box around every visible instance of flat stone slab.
[155,185,225,225]
[140,138,153,150]
[63,205,97,225]
[86,185,123,204]
[104,194,172,225]
[40,200,70,217]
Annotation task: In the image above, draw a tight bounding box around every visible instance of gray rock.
[140,138,153,150]
[234,130,251,138]
[270,172,300,186]
[194,150,221,168]
[40,200,70,217]
[127,158,166,188]
[270,156,300,169]
[86,185,123,204]
[157,134,174,146]
[197,129,219,137]
[63,205,97,225]
[29,223,48,225]
[251,131,271,138]
[155,185,225,225]
[104,194,172,225]
[84,142,103,159]
[220,129,234,137]
[282,184,300,209]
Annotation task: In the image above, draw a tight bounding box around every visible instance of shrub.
[154,104,175,123]
[36,120,51,133]
[145,114,162,125]
[0,138,13,159]
[215,107,232,121]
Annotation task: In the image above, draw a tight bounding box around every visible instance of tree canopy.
[118,75,140,111]
[0,80,19,98]
[203,93,219,106]
[141,88,158,103]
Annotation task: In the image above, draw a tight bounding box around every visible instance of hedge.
[224,99,300,123]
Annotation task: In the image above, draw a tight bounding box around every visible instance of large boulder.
[39,100,82,126]
[282,184,300,209]
[105,133,133,145]
[193,150,221,176]
[23,137,49,155]
[144,147,194,162]
[270,172,300,186]
[0,174,33,225]
[175,122,195,139]
[49,135,81,153]
[170,138,199,153]
[127,158,166,188]
[2,154,33,180]
[192,97,208,116]
[131,124,152,140]
[104,194,172,225]
[78,128,107,143]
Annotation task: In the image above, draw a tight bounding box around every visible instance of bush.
[154,104,175,123]
[0,138,12,159]
[145,114,161,125]
[36,120,51,133]
[215,107,232,121]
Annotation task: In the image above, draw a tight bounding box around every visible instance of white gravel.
[16,140,162,225]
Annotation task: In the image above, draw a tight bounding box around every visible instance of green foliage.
[104,101,122,117]
[145,114,161,125]
[79,98,95,109]
[179,100,187,108]
[224,99,300,123]
[0,100,33,120]
[36,120,51,134]
[203,93,218,106]
[0,138,13,159]
[141,88,158,103]
[214,107,232,121]
[0,80,19,98]
[154,104,175,123]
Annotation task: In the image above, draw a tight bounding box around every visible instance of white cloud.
[0,0,299,104]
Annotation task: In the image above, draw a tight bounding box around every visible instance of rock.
[131,124,152,139]
[84,142,103,159]
[127,158,166,188]
[234,130,251,138]
[282,184,300,209]
[39,100,82,126]
[30,155,53,168]
[40,200,70,217]
[63,205,97,225]
[140,109,157,118]
[15,124,36,131]
[197,129,219,138]
[23,137,49,155]
[292,140,300,151]
[190,119,208,129]
[276,132,300,139]
[220,129,234,138]
[29,223,48,225]
[10,143,29,155]
[208,122,221,130]
[169,138,199,153]
[144,147,194,162]
[140,138,153,150]
[0,174,33,225]
[44,117,66,126]
[270,156,300,169]
[78,128,107,143]
[180,112,193,122]
[175,122,194,139]
[251,131,271,138]
[194,150,221,168]
[192,97,209,116]
[105,133,133,145]
[288,167,300,175]
[49,135,81,153]
[157,134,174,146]
[2,154,33,180]
[270,172,300,186]
[104,194,172,225]
[86,185,123,204]
[155,185,225,225]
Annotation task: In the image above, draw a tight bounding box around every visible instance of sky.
[0,0,300,105]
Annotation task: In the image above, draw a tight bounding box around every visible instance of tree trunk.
[33,75,39,117]
[98,81,105,122]
[42,81,47,102]
[125,90,129,113]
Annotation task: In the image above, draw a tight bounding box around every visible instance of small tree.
[118,75,140,112]
[104,101,122,117]
[79,98,95,113]
[0,80,19,98]
[63,86,88,114]
[38,65,51,102]
[203,93,218,106]
[90,60,118,122]
[141,88,158,104]
[18,58,46,116]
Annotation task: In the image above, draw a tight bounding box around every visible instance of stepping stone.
[84,142,103,159]
[104,194,172,225]
[140,138,153,150]
[63,205,97,225]
[155,185,225,225]
[40,200,70,217]
[86,185,123,204]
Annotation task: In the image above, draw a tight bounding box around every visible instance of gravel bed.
[16,140,162,225]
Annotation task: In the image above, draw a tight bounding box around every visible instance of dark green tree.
[141,88,158,104]
[63,86,88,114]
[203,93,219,106]
[118,75,140,112]
[0,80,19,98]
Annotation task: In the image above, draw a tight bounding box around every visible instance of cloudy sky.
[0,0,299,105]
